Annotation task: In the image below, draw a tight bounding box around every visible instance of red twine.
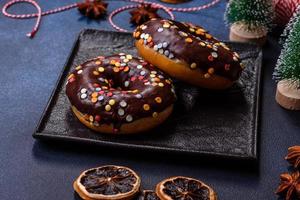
[2,0,221,38]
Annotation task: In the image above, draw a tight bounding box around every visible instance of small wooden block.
[276,80,300,110]
[229,22,267,46]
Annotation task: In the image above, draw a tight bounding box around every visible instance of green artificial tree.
[274,5,300,110]
[225,0,274,46]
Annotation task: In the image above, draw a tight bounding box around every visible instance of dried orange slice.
[74,165,141,200]
[138,190,160,200]
[156,176,217,200]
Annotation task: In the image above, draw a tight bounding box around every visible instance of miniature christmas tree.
[225,0,274,45]
[274,7,300,110]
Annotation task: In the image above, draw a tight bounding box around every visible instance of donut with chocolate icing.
[66,54,176,134]
[133,19,244,90]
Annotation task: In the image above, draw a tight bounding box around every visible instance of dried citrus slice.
[138,190,160,200]
[74,165,141,200]
[156,176,217,200]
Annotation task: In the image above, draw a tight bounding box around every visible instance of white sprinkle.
[213,46,218,51]
[144,40,147,45]
[157,27,164,32]
[77,70,83,74]
[121,63,126,67]
[98,78,105,82]
[119,53,125,56]
[157,43,163,49]
[126,115,133,122]
[140,33,145,39]
[95,87,101,92]
[80,93,87,99]
[153,45,158,51]
[151,71,157,74]
[120,100,127,107]
[144,34,149,39]
[159,49,164,54]
[120,56,126,59]
[124,81,130,87]
[140,71,146,76]
[144,82,151,85]
[80,88,87,93]
[233,56,238,61]
[118,108,125,116]
[169,53,174,59]
[162,42,168,48]
[211,52,218,58]
[136,94,142,98]
[164,50,169,56]
[98,96,104,101]
[141,25,147,30]
[137,65,143,69]
[158,75,164,79]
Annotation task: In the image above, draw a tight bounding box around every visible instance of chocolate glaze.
[133,19,244,81]
[66,54,176,131]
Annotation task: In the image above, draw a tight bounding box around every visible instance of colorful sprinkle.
[225,64,231,71]
[137,65,143,69]
[208,55,214,61]
[98,67,104,72]
[162,42,168,48]
[119,100,127,107]
[91,92,98,98]
[211,52,218,58]
[163,23,170,28]
[93,71,99,76]
[155,97,162,103]
[105,104,111,111]
[75,65,82,70]
[80,88,87,93]
[118,108,125,116]
[199,42,206,47]
[190,63,197,69]
[143,104,150,111]
[157,27,164,32]
[157,43,163,49]
[109,99,115,106]
[95,115,101,122]
[80,93,87,99]
[185,38,193,43]
[89,116,94,122]
[152,112,158,118]
[126,115,133,122]
[124,81,129,87]
[208,68,215,74]
[95,60,101,65]
[204,73,211,78]
[98,96,104,101]
[91,98,97,103]
[158,83,164,87]
[77,70,83,74]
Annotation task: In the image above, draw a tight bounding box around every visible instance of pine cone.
[78,0,108,19]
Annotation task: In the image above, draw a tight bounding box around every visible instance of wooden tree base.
[160,0,189,3]
[229,22,267,46]
[276,80,300,110]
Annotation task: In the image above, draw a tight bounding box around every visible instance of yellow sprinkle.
[93,71,99,76]
[158,83,164,87]
[189,28,195,32]
[113,67,120,73]
[126,55,133,60]
[199,42,206,47]
[204,73,211,78]
[68,74,74,80]
[196,29,204,35]
[98,67,104,72]
[123,59,129,63]
[152,112,158,118]
[185,38,193,43]
[114,62,120,67]
[132,89,139,94]
[91,92,98,98]
[95,60,101,65]
[163,23,170,28]
[190,63,197,69]
[75,65,82,70]
[105,105,111,111]
[165,79,171,84]
[89,116,94,122]
[155,97,162,103]
[150,74,156,78]
[143,104,150,111]
[110,60,116,65]
[135,31,140,38]
[206,34,212,39]
[208,68,215,74]
[109,99,115,106]
[91,98,97,103]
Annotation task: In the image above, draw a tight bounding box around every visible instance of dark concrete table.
[0,0,299,199]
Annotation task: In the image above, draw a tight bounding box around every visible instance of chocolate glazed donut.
[133,19,244,90]
[66,54,176,134]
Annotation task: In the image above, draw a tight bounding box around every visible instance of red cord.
[2,0,221,37]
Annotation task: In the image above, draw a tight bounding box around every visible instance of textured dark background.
[0,0,300,200]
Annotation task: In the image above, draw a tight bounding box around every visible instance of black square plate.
[33,29,262,161]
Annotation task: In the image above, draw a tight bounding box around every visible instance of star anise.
[129,4,161,25]
[77,0,108,19]
[276,171,300,200]
[286,146,300,168]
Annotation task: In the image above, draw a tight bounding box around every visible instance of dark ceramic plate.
[33,29,262,160]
